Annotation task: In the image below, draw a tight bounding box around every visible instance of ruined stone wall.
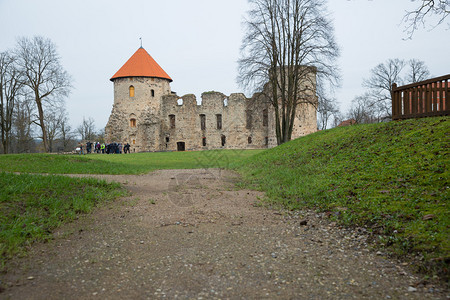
[105,72,318,152]
[160,92,271,151]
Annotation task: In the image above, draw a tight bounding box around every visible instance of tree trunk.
[35,96,48,152]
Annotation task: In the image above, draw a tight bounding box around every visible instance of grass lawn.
[0,149,264,174]
[236,116,449,278]
[0,172,127,268]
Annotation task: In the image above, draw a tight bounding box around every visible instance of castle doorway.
[177,142,185,151]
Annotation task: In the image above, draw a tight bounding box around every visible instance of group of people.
[76,142,131,155]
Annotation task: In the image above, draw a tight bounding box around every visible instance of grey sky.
[0,0,448,130]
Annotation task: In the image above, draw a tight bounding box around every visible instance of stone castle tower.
[105,47,317,152]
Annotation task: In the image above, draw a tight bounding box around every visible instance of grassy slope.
[0,173,127,268]
[0,149,263,174]
[236,117,449,277]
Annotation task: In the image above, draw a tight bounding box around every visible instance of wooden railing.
[392,74,449,120]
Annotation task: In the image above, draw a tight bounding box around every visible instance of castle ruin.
[105,47,317,152]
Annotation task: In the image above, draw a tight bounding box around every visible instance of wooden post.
[392,83,397,120]
[445,79,449,112]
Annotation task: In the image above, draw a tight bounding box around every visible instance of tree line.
[0,36,101,154]
[317,58,431,130]
[237,0,446,141]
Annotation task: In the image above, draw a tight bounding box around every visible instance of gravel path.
[0,169,447,299]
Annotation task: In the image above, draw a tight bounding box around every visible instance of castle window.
[169,114,176,129]
[248,136,252,144]
[223,98,228,107]
[129,86,135,97]
[166,137,170,143]
[133,139,136,145]
[151,89,155,97]
[265,137,269,146]
[216,114,222,130]
[130,118,136,127]
[246,110,252,129]
[221,135,226,146]
[263,109,268,126]
[200,114,206,130]
[202,137,206,146]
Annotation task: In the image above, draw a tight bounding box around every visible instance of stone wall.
[105,73,318,152]
[160,92,271,151]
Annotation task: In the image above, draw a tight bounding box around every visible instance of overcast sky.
[0,0,449,130]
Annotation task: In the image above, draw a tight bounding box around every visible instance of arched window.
[129,86,135,97]
[130,118,136,127]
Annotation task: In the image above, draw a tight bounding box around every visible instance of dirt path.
[0,169,447,299]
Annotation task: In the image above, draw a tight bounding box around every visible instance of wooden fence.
[392,74,449,120]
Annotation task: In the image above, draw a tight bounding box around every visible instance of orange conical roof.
[110,47,172,82]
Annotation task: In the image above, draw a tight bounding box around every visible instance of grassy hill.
[235,116,449,279]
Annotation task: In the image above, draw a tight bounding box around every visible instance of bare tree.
[362,58,430,120]
[238,0,340,144]
[332,110,344,128]
[95,128,105,144]
[406,58,431,83]
[44,106,68,153]
[0,51,24,154]
[59,115,76,152]
[363,58,406,120]
[317,95,339,130]
[347,94,379,125]
[11,99,35,153]
[403,0,449,38]
[77,117,96,141]
[14,36,72,153]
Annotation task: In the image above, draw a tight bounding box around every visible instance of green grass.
[0,149,263,174]
[0,172,127,269]
[236,117,449,278]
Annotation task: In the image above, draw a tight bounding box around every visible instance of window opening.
[130,118,136,127]
[246,110,252,129]
[165,137,170,143]
[265,137,269,146]
[202,137,206,146]
[129,85,135,97]
[169,115,176,128]
[151,89,155,97]
[221,135,226,146]
[216,114,222,130]
[263,109,268,126]
[248,136,252,144]
[200,114,206,130]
